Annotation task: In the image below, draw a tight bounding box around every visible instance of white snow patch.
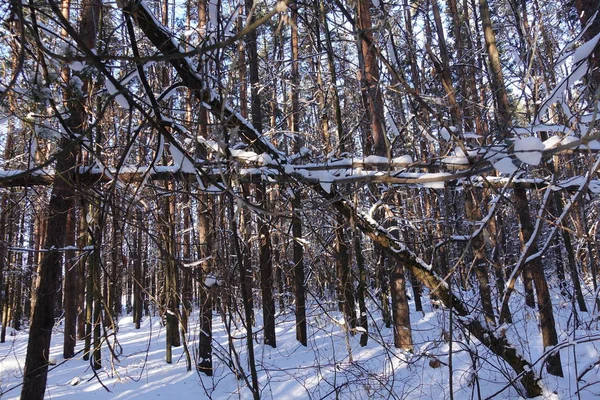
[494,157,518,175]
[514,137,544,165]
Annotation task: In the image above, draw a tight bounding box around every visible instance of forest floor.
[1,286,600,399]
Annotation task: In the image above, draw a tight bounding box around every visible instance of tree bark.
[356,0,389,157]
[197,194,213,375]
[335,218,356,329]
[513,189,563,377]
[289,0,307,347]
[464,188,496,327]
[21,136,79,399]
[390,261,413,351]
[63,204,77,358]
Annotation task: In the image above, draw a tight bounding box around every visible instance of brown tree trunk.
[197,194,213,375]
[513,189,563,377]
[245,0,276,347]
[133,211,143,330]
[335,218,356,329]
[76,205,87,340]
[21,0,100,395]
[464,188,496,327]
[356,0,389,157]
[390,260,413,351]
[289,1,307,346]
[162,186,180,364]
[479,0,562,377]
[320,0,347,153]
[21,138,79,399]
[63,204,77,358]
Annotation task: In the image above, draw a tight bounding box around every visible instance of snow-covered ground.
[1,290,600,399]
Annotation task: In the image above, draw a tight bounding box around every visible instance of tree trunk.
[227,194,260,400]
[21,136,79,399]
[464,188,496,326]
[353,229,369,346]
[292,196,307,345]
[133,211,143,330]
[390,261,413,351]
[197,194,213,375]
[257,184,276,347]
[335,219,357,329]
[479,0,562,377]
[514,189,563,377]
[289,1,307,346]
[244,0,276,348]
[162,186,180,363]
[63,204,77,358]
[356,0,389,157]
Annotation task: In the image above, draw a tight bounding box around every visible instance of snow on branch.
[535,30,600,124]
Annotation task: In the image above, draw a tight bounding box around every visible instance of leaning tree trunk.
[479,0,563,377]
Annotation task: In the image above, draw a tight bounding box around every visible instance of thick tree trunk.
[162,188,180,364]
[356,0,389,157]
[227,195,260,400]
[257,184,276,347]
[479,0,563,377]
[320,0,347,153]
[91,223,103,371]
[390,261,413,351]
[76,207,87,340]
[244,0,276,348]
[514,189,563,377]
[21,137,78,400]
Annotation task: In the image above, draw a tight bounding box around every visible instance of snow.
[105,79,130,110]
[169,145,195,173]
[11,276,586,398]
[441,147,469,165]
[438,127,451,141]
[392,155,413,165]
[513,136,544,165]
[493,157,518,175]
[573,31,600,65]
[363,155,389,164]
[584,140,600,150]
[204,274,218,287]
[0,300,553,400]
[543,135,563,150]
[536,32,600,123]
[417,172,451,189]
